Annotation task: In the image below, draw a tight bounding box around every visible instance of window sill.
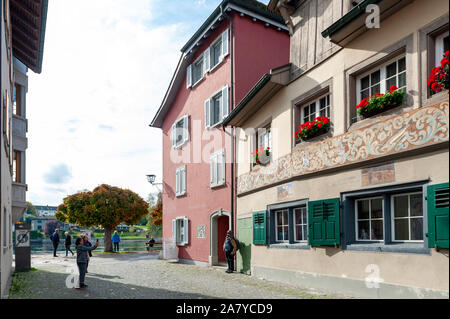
[348,103,412,132]
[293,130,333,151]
[207,121,224,130]
[173,141,188,150]
[191,76,205,89]
[423,89,449,107]
[175,192,186,198]
[208,55,227,74]
[268,243,310,250]
[345,242,429,254]
[210,182,226,189]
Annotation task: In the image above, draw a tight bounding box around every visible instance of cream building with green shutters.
[224,0,449,298]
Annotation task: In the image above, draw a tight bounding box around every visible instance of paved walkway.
[8,252,351,299]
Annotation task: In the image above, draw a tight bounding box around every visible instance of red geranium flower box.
[356,85,405,119]
[252,147,271,165]
[428,50,449,93]
[295,116,330,143]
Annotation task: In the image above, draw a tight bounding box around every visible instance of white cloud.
[26,0,188,205]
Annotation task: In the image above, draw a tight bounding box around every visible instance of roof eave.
[321,0,414,46]
[181,0,286,53]
[150,54,186,129]
[36,0,49,74]
[223,63,290,127]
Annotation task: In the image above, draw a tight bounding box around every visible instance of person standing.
[51,229,60,257]
[75,236,98,289]
[65,231,74,257]
[223,230,237,273]
[112,231,120,252]
[83,233,93,273]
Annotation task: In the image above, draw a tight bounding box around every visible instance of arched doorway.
[209,209,231,266]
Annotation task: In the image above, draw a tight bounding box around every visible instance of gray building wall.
[1,0,14,298]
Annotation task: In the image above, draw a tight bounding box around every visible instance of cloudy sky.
[25,0,269,206]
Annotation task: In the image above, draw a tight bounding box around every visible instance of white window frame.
[210,149,225,188]
[257,126,272,151]
[204,85,229,128]
[354,197,384,242]
[435,31,449,67]
[391,192,424,243]
[171,115,189,149]
[209,29,229,72]
[175,166,186,197]
[300,93,330,124]
[356,54,407,104]
[210,37,223,71]
[187,29,229,90]
[293,207,307,242]
[191,54,205,87]
[173,216,189,246]
[274,210,289,243]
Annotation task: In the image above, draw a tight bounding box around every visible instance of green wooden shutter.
[253,211,266,245]
[427,183,449,249]
[308,198,340,246]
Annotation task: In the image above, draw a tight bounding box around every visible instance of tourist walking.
[75,236,98,289]
[51,229,60,257]
[83,233,93,273]
[223,230,237,273]
[65,231,74,257]
[112,231,121,252]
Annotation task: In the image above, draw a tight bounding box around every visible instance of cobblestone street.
[8,252,350,299]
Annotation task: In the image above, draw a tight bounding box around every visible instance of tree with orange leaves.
[149,192,162,226]
[56,184,149,252]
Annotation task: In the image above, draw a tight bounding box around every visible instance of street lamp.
[146,174,162,192]
[146,174,156,185]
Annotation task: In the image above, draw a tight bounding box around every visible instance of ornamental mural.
[237,101,449,195]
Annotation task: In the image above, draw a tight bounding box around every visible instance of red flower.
[295,132,298,139]
[441,58,449,67]
[431,82,442,92]
[445,50,449,57]
[389,85,398,92]
[317,122,323,128]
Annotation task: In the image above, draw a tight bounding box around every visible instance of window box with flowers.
[295,116,330,143]
[355,85,405,119]
[252,147,271,166]
[428,50,449,93]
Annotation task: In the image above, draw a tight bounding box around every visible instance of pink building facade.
[151,0,289,266]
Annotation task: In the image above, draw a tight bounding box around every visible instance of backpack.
[233,237,240,252]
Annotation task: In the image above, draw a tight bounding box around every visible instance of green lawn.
[92,231,147,239]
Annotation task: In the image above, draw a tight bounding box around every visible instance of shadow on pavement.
[85,272,122,280]
[10,268,215,299]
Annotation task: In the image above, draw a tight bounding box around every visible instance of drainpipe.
[221,5,235,234]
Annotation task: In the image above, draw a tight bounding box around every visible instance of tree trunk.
[104,227,114,252]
